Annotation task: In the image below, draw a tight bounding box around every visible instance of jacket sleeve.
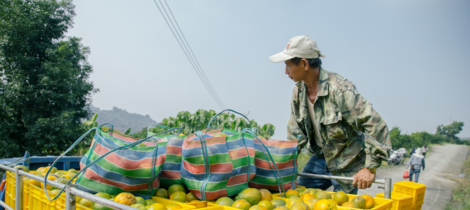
[335,82,391,169]
[406,156,414,168]
[287,86,307,149]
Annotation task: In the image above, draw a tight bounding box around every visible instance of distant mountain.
[88,105,158,134]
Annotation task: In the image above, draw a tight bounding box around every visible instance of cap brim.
[269,52,294,63]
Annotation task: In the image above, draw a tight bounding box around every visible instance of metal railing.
[0,164,393,210]
[0,164,136,210]
[297,173,392,199]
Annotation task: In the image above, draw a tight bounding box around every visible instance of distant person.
[422,144,428,157]
[406,148,425,182]
[410,146,416,156]
[270,35,391,194]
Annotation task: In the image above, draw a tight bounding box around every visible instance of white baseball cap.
[269,35,325,63]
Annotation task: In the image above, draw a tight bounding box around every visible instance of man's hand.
[353,167,376,189]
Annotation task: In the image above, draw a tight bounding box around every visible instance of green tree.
[436,121,465,143]
[131,109,276,140]
[0,0,97,158]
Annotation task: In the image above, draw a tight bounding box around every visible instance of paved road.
[356,144,469,210]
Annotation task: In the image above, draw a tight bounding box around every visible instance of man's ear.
[302,58,309,70]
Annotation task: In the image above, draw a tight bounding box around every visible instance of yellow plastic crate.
[151,196,197,209]
[5,171,34,209]
[273,192,393,210]
[376,192,413,210]
[392,181,426,207]
[412,204,422,210]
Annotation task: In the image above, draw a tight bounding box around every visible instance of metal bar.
[14,168,23,210]
[384,178,392,199]
[297,172,386,184]
[0,199,14,210]
[65,184,76,210]
[0,164,15,172]
[70,188,136,210]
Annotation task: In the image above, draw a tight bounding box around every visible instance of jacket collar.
[295,68,329,123]
[298,67,329,98]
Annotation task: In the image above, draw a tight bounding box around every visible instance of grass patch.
[445,150,470,210]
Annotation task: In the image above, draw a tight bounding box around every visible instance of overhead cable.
[152,0,226,109]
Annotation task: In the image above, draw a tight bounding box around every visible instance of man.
[269,35,391,194]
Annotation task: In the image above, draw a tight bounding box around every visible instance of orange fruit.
[215,197,235,206]
[135,196,146,206]
[235,188,262,206]
[170,191,187,203]
[350,196,366,209]
[155,188,169,198]
[260,189,273,201]
[312,199,337,210]
[168,184,186,195]
[271,198,286,208]
[314,192,331,200]
[341,202,359,208]
[232,199,251,210]
[286,190,300,198]
[300,194,314,202]
[274,207,289,210]
[130,204,146,210]
[250,205,268,210]
[302,189,317,197]
[114,192,137,206]
[289,202,308,210]
[186,192,198,202]
[332,191,348,206]
[304,199,319,210]
[258,200,274,210]
[361,194,375,209]
[40,175,57,190]
[286,198,303,209]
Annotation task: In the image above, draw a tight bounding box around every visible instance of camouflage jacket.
[287,68,391,193]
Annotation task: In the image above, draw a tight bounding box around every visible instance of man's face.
[284,59,305,82]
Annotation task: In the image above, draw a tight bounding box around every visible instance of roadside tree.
[0,0,97,158]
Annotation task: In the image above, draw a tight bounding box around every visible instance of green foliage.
[437,121,465,143]
[130,109,276,140]
[446,155,470,210]
[0,0,97,158]
[390,121,466,151]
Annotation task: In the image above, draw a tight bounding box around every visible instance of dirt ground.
[354,144,469,210]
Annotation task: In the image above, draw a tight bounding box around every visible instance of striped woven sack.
[43,124,182,201]
[147,125,185,188]
[242,129,299,193]
[181,128,256,200]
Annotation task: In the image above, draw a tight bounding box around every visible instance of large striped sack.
[181,128,256,200]
[245,128,299,192]
[147,126,185,189]
[74,126,169,198]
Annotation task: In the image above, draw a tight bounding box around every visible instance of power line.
[152,0,226,109]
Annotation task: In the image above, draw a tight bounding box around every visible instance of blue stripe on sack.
[94,140,165,161]
[226,138,254,150]
[162,162,181,171]
[88,163,158,184]
[182,144,228,157]
[231,165,256,175]
[254,167,295,177]
[253,144,296,155]
[181,169,232,182]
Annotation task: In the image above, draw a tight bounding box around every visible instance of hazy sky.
[67,0,470,139]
